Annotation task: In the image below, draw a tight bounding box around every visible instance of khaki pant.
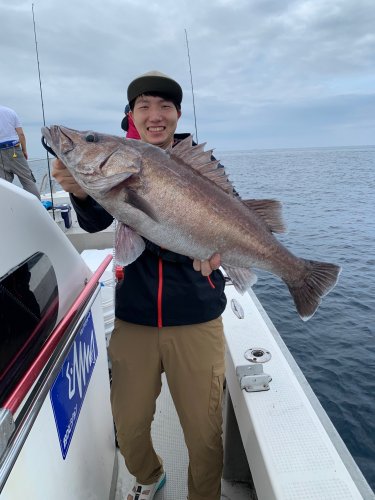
[0,146,40,199]
[108,317,225,500]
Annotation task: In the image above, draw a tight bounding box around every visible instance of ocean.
[29,145,375,490]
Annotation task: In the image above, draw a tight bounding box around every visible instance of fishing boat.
[0,179,374,499]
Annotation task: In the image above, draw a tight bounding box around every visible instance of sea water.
[29,145,375,490]
[219,145,375,490]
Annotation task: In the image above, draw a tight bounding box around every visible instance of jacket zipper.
[207,275,216,289]
[157,257,163,328]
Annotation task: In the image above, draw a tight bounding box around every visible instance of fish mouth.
[42,127,52,142]
[41,126,58,158]
[41,126,51,142]
[41,125,75,157]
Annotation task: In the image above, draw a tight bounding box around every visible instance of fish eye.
[85,132,98,143]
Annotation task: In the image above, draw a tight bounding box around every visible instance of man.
[0,105,40,199]
[52,71,226,500]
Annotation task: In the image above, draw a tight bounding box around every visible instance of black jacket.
[70,134,227,327]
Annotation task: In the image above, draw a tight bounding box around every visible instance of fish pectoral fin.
[114,222,146,266]
[125,190,159,222]
[242,199,287,234]
[222,265,257,294]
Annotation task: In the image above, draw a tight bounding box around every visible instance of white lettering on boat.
[66,330,97,400]
[63,403,78,449]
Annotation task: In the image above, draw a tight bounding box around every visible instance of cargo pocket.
[209,362,225,416]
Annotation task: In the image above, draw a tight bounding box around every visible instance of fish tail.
[285,260,342,321]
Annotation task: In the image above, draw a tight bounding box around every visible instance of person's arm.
[52,159,113,232]
[15,127,28,160]
[70,194,114,232]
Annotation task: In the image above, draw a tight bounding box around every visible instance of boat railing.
[27,157,59,195]
[39,172,56,195]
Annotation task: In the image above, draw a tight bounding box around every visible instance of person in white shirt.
[0,105,40,199]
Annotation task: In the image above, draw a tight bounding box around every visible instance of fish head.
[42,125,142,194]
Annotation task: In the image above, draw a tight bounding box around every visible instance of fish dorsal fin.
[242,199,287,233]
[170,135,236,195]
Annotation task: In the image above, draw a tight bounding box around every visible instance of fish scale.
[42,125,341,321]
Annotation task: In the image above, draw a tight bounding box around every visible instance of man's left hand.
[193,253,221,276]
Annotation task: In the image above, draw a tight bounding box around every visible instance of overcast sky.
[1,0,374,158]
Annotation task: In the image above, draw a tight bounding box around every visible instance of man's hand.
[193,253,221,276]
[52,159,87,199]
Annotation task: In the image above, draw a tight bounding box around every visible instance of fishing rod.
[32,3,55,213]
[184,29,199,144]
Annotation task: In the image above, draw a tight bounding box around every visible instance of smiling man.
[127,72,182,149]
[52,70,226,500]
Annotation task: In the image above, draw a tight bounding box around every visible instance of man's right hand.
[52,159,87,200]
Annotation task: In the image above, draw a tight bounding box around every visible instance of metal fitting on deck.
[236,347,272,392]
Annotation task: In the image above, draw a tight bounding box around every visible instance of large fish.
[42,126,341,321]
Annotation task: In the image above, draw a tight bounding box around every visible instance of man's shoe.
[126,471,166,500]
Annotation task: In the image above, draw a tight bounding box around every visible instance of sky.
[1,0,374,159]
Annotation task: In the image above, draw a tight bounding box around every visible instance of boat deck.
[79,246,255,500]
[114,373,255,500]
[45,191,115,253]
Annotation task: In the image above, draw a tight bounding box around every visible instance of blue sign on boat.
[50,311,98,459]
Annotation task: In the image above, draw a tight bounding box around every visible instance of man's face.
[130,95,181,149]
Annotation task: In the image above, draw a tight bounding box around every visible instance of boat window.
[0,252,59,405]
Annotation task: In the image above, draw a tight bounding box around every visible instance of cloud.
[1,0,374,156]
